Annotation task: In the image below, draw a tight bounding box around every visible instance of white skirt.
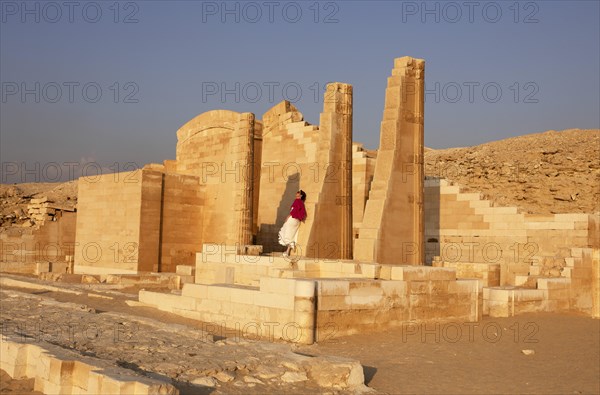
[278,217,300,247]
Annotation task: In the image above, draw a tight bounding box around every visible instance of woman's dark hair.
[298,190,306,201]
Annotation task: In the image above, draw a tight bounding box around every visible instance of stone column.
[234,113,255,247]
[323,83,353,260]
[303,83,353,259]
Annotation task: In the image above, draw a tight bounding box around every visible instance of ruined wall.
[0,212,76,273]
[351,143,376,239]
[256,84,353,259]
[176,110,255,246]
[355,57,425,265]
[75,170,147,274]
[425,178,600,284]
[75,169,203,274]
[255,101,307,252]
[158,172,205,272]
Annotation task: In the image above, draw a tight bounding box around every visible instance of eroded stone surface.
[0,280,371,394]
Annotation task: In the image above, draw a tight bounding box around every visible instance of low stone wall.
[425,178,599,285]
[141,256,480,344]
[0,335,178,394]
[0,211,76,270]
[482,247,599,317]
[194,251,381,287]
[141,278,317,344]
[316,275,479,338]
[440,261,501,289]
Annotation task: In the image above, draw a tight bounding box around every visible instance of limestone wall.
[425,178,600,284]
[75,171,145,274]
[74,169,203,274]
[176,110,256,246]
[158,172,204,272]
[352,143,376,239]
[256,86,353,259]
[317,274,478,338]
[255,101,306,252]
[141,252,479,344]
[0,211,76,272]
[141,278,317,344]
[482,248,599,317]
[355,57,425,265]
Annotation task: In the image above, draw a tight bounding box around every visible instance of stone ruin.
[2,56,599,345]
[1,55,598,394]
[73,57,425,274]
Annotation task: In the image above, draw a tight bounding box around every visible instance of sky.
[1,0,599,183]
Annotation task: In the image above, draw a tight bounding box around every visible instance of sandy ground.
[301,313,600,394]
[1,277,598,395]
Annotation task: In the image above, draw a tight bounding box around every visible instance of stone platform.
[139,245,480,344]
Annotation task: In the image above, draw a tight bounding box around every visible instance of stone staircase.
[428,177,599,318]
[483,247,597,317]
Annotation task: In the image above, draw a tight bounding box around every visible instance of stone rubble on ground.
[0,285,372,394]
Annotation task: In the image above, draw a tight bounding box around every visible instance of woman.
[278,190,307,257]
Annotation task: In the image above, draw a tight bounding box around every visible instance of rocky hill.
[425,129,599,214]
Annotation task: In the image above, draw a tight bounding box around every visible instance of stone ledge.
[1,335,178,395]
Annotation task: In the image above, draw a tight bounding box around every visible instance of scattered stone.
[281,371,308,383]
[243,376,264,384]
[257,368,280,380]
[191,377,217,387]
[282,361,301,371]
[213,371,235,382]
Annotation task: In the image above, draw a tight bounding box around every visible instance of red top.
[290,199,307,221]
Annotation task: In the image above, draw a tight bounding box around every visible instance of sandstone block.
[318,280,350,296]
[176,265,195,276]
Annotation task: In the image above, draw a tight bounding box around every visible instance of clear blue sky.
[1,0,599,182]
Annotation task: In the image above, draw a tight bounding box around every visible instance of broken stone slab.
[212,370,235,382]
[243,376,264,384]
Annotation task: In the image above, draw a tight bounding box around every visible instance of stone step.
[483,286,548,317]
[456,192,482,201]
[473,206,519,215]
[439,185,460,194]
